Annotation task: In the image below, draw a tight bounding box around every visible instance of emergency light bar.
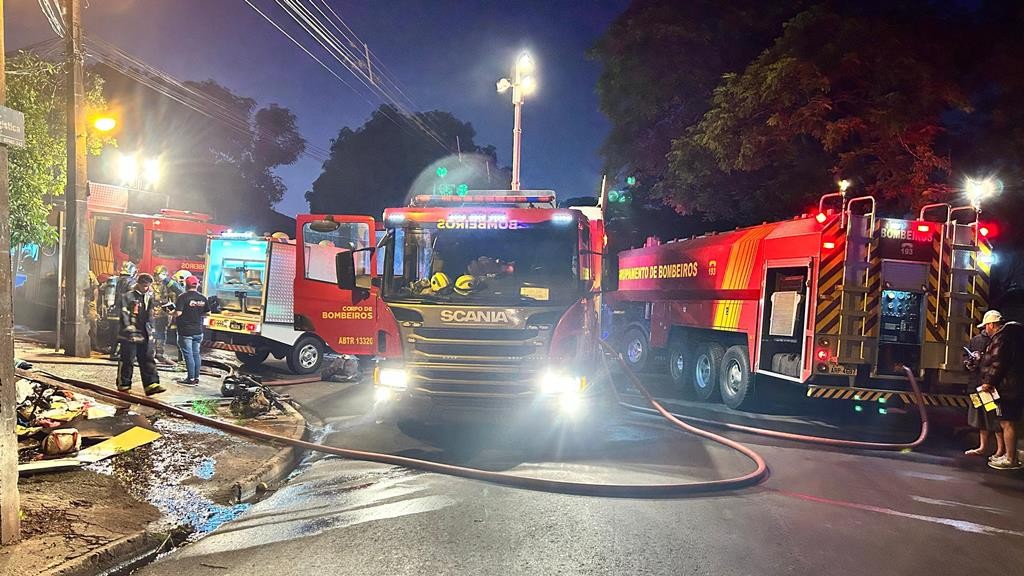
[411,191,556,208]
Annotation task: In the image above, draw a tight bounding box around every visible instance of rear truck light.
[916,224,931,233]
[822,241,836,250]
[816,349,829,361]
[979,226,990,237]
[246,323,258,332]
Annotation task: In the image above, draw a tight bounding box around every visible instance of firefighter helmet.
[453,274,478,295]
[154,265,169,280]
[173,270,192,284]
[120,261,137,276]
[430,272,451,293]
[271,232,290,241]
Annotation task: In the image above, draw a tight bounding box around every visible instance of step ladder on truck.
[605,188,994,411]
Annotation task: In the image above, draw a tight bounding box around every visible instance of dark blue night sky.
[8,0,629,215]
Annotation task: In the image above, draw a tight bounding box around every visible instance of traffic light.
[456,183,469,196]
[626,175,636,186]
[436,166,448,178]
[607,190,630,204]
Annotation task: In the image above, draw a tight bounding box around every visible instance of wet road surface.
[136,372,1024,576]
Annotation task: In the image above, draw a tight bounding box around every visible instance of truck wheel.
[287,336,324,375]
[622,328,651,372]
[236,350,270,368]
[667,340,690,391]
[691,342,725,402]
[720,345,755,410]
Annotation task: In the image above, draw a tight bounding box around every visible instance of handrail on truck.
[919,202,951,222]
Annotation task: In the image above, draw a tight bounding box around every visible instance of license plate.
[828,364,857,376]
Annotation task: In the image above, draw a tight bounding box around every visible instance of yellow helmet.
[173,270,192,284]
[154,265,169,278]
[453,274,478,295]
[271,232,290,241]
[429,272,451,293]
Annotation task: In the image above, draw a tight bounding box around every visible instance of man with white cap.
[978,310,1024,470]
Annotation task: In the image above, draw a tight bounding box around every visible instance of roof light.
[979,226,990,237]
[916,224,931,233]
[815,212,827,224]
[552,212,574,225]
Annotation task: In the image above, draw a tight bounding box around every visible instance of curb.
[38,394,310,576]
[42,532,163,576]
[229,401,309,504]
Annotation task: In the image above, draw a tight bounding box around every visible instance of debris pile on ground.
[221,373,288,418]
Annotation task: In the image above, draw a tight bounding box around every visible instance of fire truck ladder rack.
[835,197,877,364]
[941,206,984,371]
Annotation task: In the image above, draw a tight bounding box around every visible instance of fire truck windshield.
[383,221,581,305]
[152,231,207,261]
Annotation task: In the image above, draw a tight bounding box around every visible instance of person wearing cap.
[174,275,212,386]
[151,265,185,365]
[978,310,1024,470]
[963,320,1002,458]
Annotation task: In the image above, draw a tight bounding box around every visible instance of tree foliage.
[592,1,1024,227]
[306,105,506,217]
[94,69,305,227]
[6,53,114,246]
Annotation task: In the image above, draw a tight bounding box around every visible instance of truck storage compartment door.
[758,266,810,380]
[295,215,378,355]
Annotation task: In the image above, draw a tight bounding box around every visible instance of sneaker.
[176,377,198,387]
[144,383,167,396]
[989,457,1024,470]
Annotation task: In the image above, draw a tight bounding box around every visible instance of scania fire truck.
[292,192,606,420]
[607,192,993,410]
[202,232,334,374]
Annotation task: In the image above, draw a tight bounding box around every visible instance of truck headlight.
[376,367,409,390]
[539,371,584,395]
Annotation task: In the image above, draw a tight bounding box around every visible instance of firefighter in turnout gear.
[151,265,185,365]
[116,273,165,396]
[106,261,138,360]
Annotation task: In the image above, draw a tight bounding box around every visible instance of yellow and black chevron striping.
[815,218,846,335]
[209,342,257,354]
[972,239,993,325]
[806,385,970,407]
[925,232,947,342]
[862,220,883,337]
[712,225,774,329]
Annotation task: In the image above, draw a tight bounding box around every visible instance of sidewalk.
[3,339,308,576]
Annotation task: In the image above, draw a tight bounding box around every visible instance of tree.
[5,53,113,246]
[306,105,506,217]
[93,68,305,227]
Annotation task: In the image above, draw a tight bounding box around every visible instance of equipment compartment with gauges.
[877,289,923,375]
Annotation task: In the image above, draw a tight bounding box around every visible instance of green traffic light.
[457,184,469,196]
[436,166,448,178]
[608,190,620,202]
[626,175,636,186]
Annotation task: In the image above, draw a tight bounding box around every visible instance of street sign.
[0,106,26,148]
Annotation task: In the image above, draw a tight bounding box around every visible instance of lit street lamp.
[496,51,537,191]
[965,176,998,210]
[93,116,117,132]
[115,152,161,189]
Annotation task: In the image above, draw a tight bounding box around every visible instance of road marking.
[773,489,1024,538]
[911,496,1010,516]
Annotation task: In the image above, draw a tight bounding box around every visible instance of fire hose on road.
[17,347,927,498]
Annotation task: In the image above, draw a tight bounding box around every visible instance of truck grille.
[407,326,544,397]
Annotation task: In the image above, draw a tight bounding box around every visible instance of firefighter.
[106,261,138,360]
[86,271,100,352]
[116,273,165,396]
[151,265,185,365]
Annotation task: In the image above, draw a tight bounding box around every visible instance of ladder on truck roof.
[835,197,877,365]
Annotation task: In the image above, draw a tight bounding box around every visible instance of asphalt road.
[137,370,1024,576]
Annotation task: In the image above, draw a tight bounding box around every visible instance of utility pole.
[0,0,23,544]
[61,0,90,357]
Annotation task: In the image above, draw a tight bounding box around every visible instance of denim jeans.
[178,333,203,381]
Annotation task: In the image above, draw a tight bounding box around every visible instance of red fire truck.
[87,182,227,281]
[606,192,993,410]
[292,192,606,420]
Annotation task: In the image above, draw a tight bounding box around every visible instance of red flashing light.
[816,349,829,361]
[978,222,998,239]
[246,323,257,331]
[916,224,931,233]
[815,212,827,224]
[822,241,836,250]
[979,226,990,237]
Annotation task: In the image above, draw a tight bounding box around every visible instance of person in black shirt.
[116,273,165,396]
[174,275,212,385]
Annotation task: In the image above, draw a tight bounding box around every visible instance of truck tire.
[691,342,725,402]
[622,328,651,372]
[287,335,324,375]
[236,350,270,368]
[667,340,690,392]
[720,345,755,410]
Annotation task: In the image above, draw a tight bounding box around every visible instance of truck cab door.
[294,215,379,356]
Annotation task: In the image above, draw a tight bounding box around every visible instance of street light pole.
[497,52,536,192]
[62,0,91,357]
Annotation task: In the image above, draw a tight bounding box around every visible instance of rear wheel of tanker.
[691,342,725,402]
[667,341,691,395]
[236,349,270,369]
[287,335,324,375]
[622,328,651,373]
[720,345,755,410]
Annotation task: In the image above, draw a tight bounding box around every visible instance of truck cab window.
[302,222,371,283]
[121,222,144,262]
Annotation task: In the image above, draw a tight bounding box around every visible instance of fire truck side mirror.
[603,253,619,292]
[336,251,357,291]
